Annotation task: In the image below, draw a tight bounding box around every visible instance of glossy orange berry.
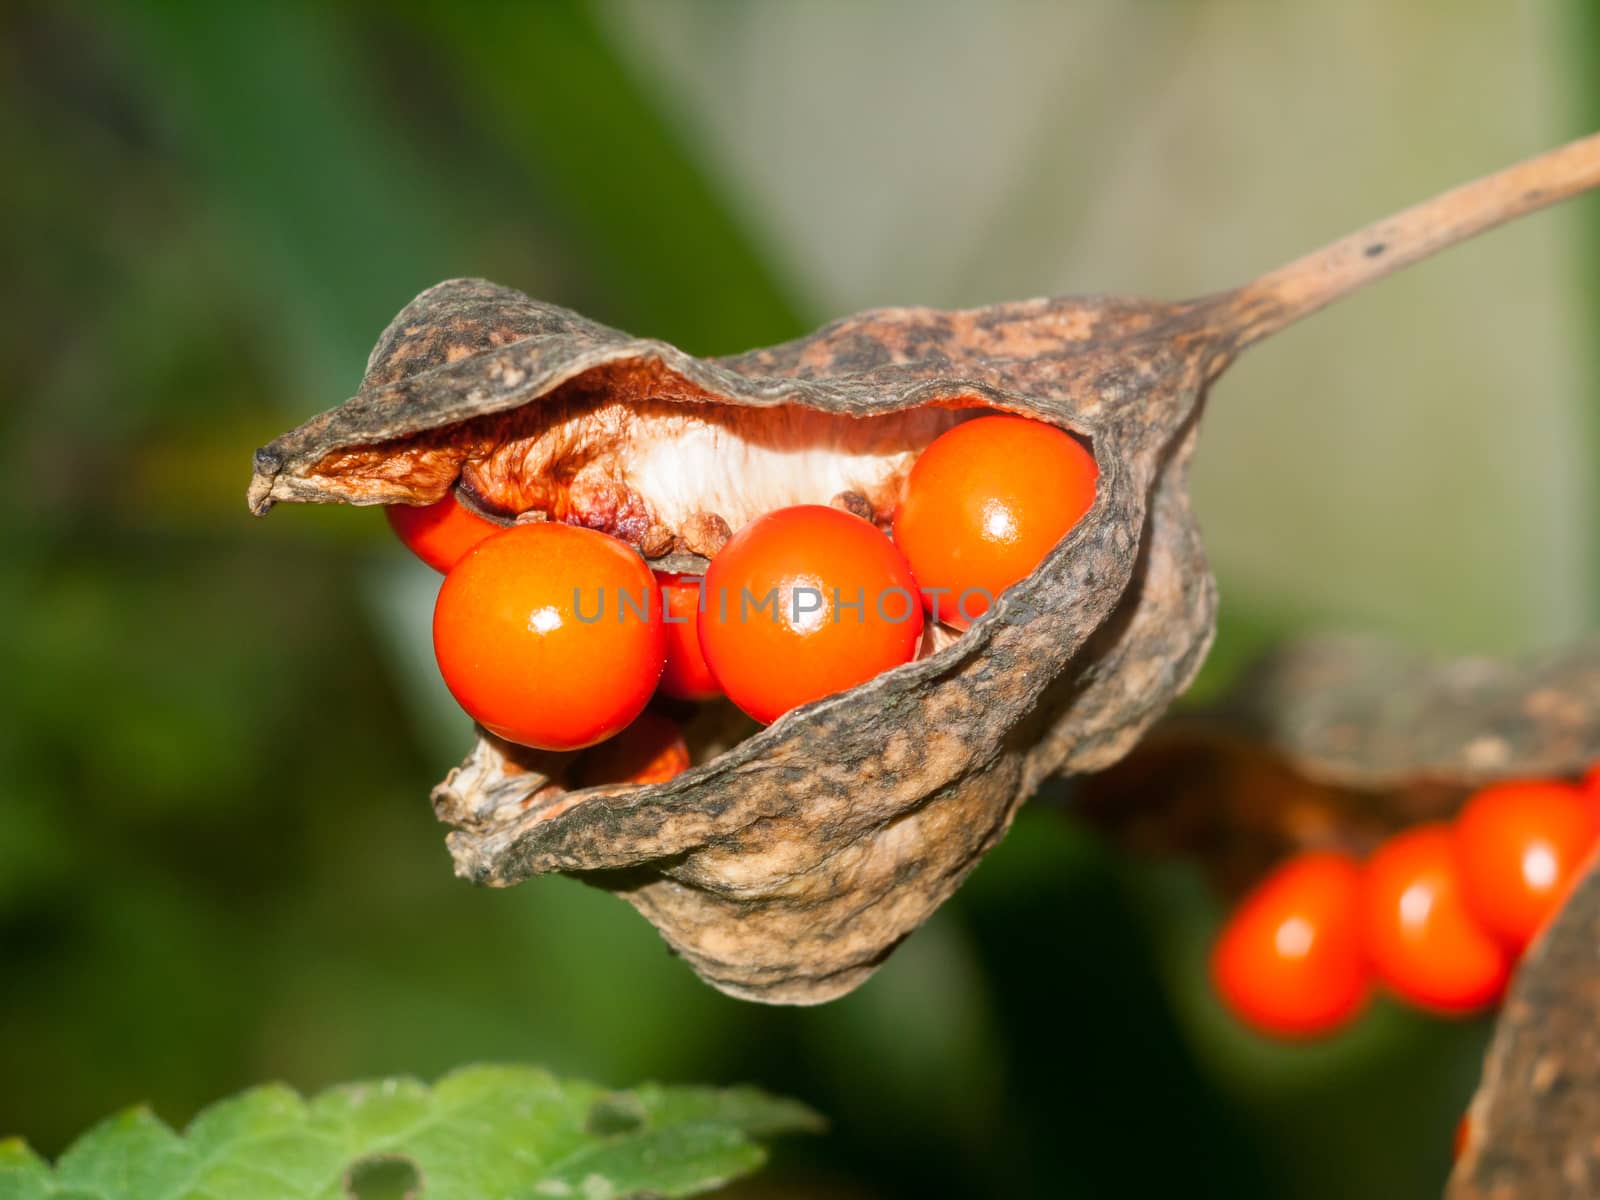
[1454,779,1597,953]
[1361,825,1511,1015]
[1210,851,1370,1039]
[432,523,665,750]
[698,505,924,724]
[386,492,502,572]
[893,414,1097,629]
[574,712,690,788]
[656,573,722,701]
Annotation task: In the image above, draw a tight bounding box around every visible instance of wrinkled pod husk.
[246,132,1600,1002]
[1451,844,1600,1198]
[1075,635,1600,900]
[1201,633,1600,789]
[1065,632,1600,1194]
[1055,632,1600,1190]
[250,280,1235,1002]
[1226,636,1600,1198]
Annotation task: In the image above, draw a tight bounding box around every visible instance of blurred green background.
[4,2,1597,1196]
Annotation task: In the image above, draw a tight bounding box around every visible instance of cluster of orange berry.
[386,414,1098,779]
[1211,771,1600,1038]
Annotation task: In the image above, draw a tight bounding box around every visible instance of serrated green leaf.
[0,1138,55,1200]
[55,1110,189,1198]
[2,1066,818,1200]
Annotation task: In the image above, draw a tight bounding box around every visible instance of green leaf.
[3,1067,820,1200]
[0,1139,55,1200]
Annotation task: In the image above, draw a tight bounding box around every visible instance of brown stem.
[1218,130,1600,350]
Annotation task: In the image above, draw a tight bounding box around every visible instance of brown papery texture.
[1451,845,1600,1199]
[249,134,1600,1010]
[1078,635,1600,889]
[1077,634,1600,1197]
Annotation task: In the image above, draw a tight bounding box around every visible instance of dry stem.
[1219,130,1600,350]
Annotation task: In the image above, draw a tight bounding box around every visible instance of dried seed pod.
[1077,633,1600,1187]
[1205,634,1600,789]
[1076,634,1600,895]
[249,135,1600,1003]
[1450,851,1600,1199]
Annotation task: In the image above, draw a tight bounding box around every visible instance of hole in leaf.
[345,1154,424,1199]
[585,1092,647,1137]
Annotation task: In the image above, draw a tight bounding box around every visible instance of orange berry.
[893,414,1097,629]
[574,712,690,788]
[432,523,665,750]
[698,505,923,724]
[386,492,501,572]
[1361,825,1510,1015]
[656,573,722,701]
[1454,780,1597,953]
[1210,851,1370,1039]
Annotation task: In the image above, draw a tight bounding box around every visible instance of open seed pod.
[248,133,1600,1003]
[250,282,1220,1003]
[1073,632,1600,1193]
